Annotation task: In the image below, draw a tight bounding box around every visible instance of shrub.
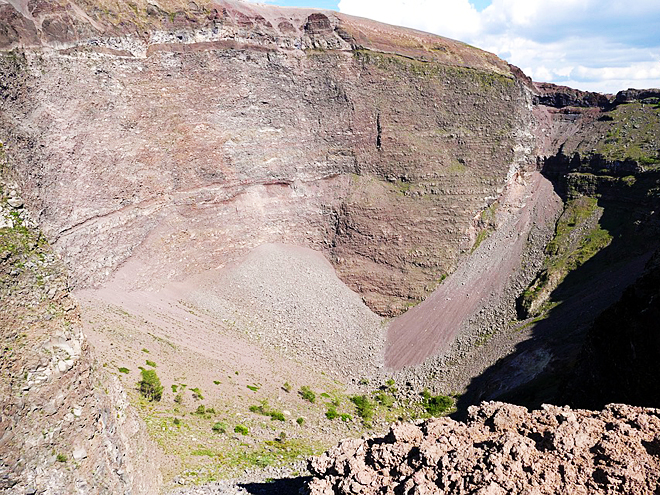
[174,393,183,404]
[234,424,249,435]
[296,417,304,426]
[142,348,149,353]
[171,384,178,393]
[270,411,285,421]
[195,405,206,415]
[282,382,292,393]
[213,380,220,385]
[173,418,181,426]
[118,367,129,374]
[212,422,226,433]
[421,390,453,416]
[190,387,203,400]
[299,386,316,403]
[138,369,163,401]
[249,401,285,421]
[350,395,374,421]
[340,413,352,422]
[325,407,338,420]
[247,384,260,392]
[56,453,67,463]
[145,360,156,367]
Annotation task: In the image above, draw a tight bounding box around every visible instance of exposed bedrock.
[0,0,535,318]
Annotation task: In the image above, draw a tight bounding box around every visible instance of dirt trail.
[385,171,561,369]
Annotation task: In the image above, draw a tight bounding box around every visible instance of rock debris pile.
[307,401,660,494]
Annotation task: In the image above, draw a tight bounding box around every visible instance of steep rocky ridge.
[455,86,660,410]
[0,163,159,494]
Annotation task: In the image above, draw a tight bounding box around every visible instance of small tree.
[138,369,163,401]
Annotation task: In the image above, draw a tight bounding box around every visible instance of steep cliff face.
[0,166,159,494]
[457,85,660,409]
[0,0,535,316]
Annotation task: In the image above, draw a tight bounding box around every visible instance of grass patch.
[234,424,249,435]
[350,395,374,422]
[191,446,215,457]
[298,386,316,403]
[249,401,286,421]
[212,422,226,433]
[421,389,453,416]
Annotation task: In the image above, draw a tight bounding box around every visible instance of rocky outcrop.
[0,172,159,494]
[534,82,611,109]
[307,401,660,494]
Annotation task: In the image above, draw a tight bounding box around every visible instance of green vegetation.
[171,384,178,393]
[212,422,226,433]
[296,417,304,426]
[421,390,454,416]
[234,424,249,435]
[325,407,339,420]
[249,401,286,421]
[350,395,375,422]
[246,384,260,392]
[146,359,156,367]
[118,367,130,374]
[191,446,215,457]
[282,382,292,393]
[373,391,395,408]
[56,453,67,463]
[213,380,220,385]
[190,387,203,400]
[142,348,149,353]
[519,196,612,318]
[593,102,660,165]
[298,386,316,403]
[138,369,163,402]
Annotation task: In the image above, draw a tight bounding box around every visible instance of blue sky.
[262,0,492,10]
[248,0,660,93]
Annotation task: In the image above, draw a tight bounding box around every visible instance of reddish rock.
[307,402,660,494]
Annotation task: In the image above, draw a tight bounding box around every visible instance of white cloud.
[337,0,660,93]
[336,0,482,41]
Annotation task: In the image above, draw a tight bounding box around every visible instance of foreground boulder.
[307,401,660,494]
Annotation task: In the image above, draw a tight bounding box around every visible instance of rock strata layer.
[307,401,660,494]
